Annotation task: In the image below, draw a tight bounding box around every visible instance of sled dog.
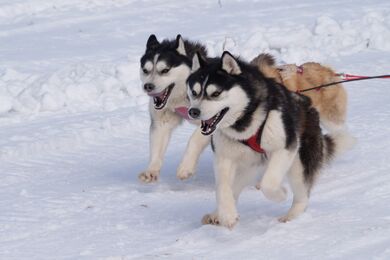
[187,51,352,228]
[139,34,211,182]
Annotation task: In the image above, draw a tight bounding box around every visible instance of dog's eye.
[142,68,149,74]
[211,91,221,98]
[160,68,170,74]
[191,90,197,96]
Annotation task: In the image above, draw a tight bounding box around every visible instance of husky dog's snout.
[188,107,201,119]
[144,83,155,93]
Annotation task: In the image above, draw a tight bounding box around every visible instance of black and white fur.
[187,51,350,228]
[139,34,210,182]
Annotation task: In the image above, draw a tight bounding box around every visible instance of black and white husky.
[187,51,352,228]
[139,34,211,182]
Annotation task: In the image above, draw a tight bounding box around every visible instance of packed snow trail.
[0,0,390,259]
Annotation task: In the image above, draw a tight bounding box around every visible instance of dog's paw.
[278,214,294,223]
[201,212,220,225]
[138,170,160,183]
[258,181,287,202]
[176,164,195,180]
[218,209,239,229]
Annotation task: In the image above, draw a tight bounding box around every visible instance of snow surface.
[0,0,390,259]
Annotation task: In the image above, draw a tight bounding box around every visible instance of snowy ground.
[1,0,390,259]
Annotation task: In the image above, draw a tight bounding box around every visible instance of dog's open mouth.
[149,83,175,110]
[201,108,229,135]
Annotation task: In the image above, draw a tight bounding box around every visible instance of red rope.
[299,74,390,93]
[337,73,390,80]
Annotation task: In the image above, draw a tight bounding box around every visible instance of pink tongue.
[175,107,191,120]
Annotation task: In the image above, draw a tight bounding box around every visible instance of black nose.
[144,83,155,92]
[188,108,201,119]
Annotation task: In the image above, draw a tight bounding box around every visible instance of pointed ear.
[191,52,207,72]
[146,34,159,50]
[176,34,186,56]
[192,53,201,72]
[221,51,241,75]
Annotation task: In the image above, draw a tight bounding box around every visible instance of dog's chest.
[213,132,266,166]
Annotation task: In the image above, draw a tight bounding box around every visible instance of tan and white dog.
[251,54,349,135]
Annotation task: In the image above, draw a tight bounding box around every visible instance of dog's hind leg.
[279,159,309,222]
[139,112,181,183]
[177,128,211,180]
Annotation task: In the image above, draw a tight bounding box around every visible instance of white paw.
[201,212,219,225]
[138,170,160,183]
[278,213,297,223]
[176,164,195,180]
[258,181,287,202]
[218,209,239,229]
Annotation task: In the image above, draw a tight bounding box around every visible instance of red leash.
[299,74,390,93]
[337,73,390,80]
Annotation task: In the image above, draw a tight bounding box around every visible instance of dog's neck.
[220,105,267,141]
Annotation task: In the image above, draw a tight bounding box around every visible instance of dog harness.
[295,65,322,92]
[241,117,267,154]
[297,65,304,74]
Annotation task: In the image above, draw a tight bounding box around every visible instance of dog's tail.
[250,53,281,81]
[323,131,356,162]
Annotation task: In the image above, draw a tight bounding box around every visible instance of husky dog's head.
[187,51,264,135]
[140,34,193,110]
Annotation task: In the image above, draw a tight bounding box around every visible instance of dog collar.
[297,65,304,74]
[175,106,192,120]
[295,65,320,92]
[241,115,268,154]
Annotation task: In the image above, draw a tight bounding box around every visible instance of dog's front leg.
[215,156,239,229]
[256,110,297,202]
[139,114,181,183]
[256,148,296,202]
[177,128,211,180]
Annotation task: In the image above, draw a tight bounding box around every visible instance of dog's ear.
[146,34,159,50]
[191,52,202,72]
[175,34,187,56]
[221,51,241,75]
[192,52,207,72]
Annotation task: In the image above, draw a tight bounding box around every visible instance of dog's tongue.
[153,96,163,106]
[175,107,191,120]
[204,117,215,125]
[151,89,168,108]
[151,90,166,98]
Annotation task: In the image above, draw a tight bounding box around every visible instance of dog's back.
[250,53,282,83]
[250,54,349,133]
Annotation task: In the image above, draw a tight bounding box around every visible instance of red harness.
[242,127,265,153]
[241,117,267,154]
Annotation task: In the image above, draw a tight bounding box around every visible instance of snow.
[0,0,390,259]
